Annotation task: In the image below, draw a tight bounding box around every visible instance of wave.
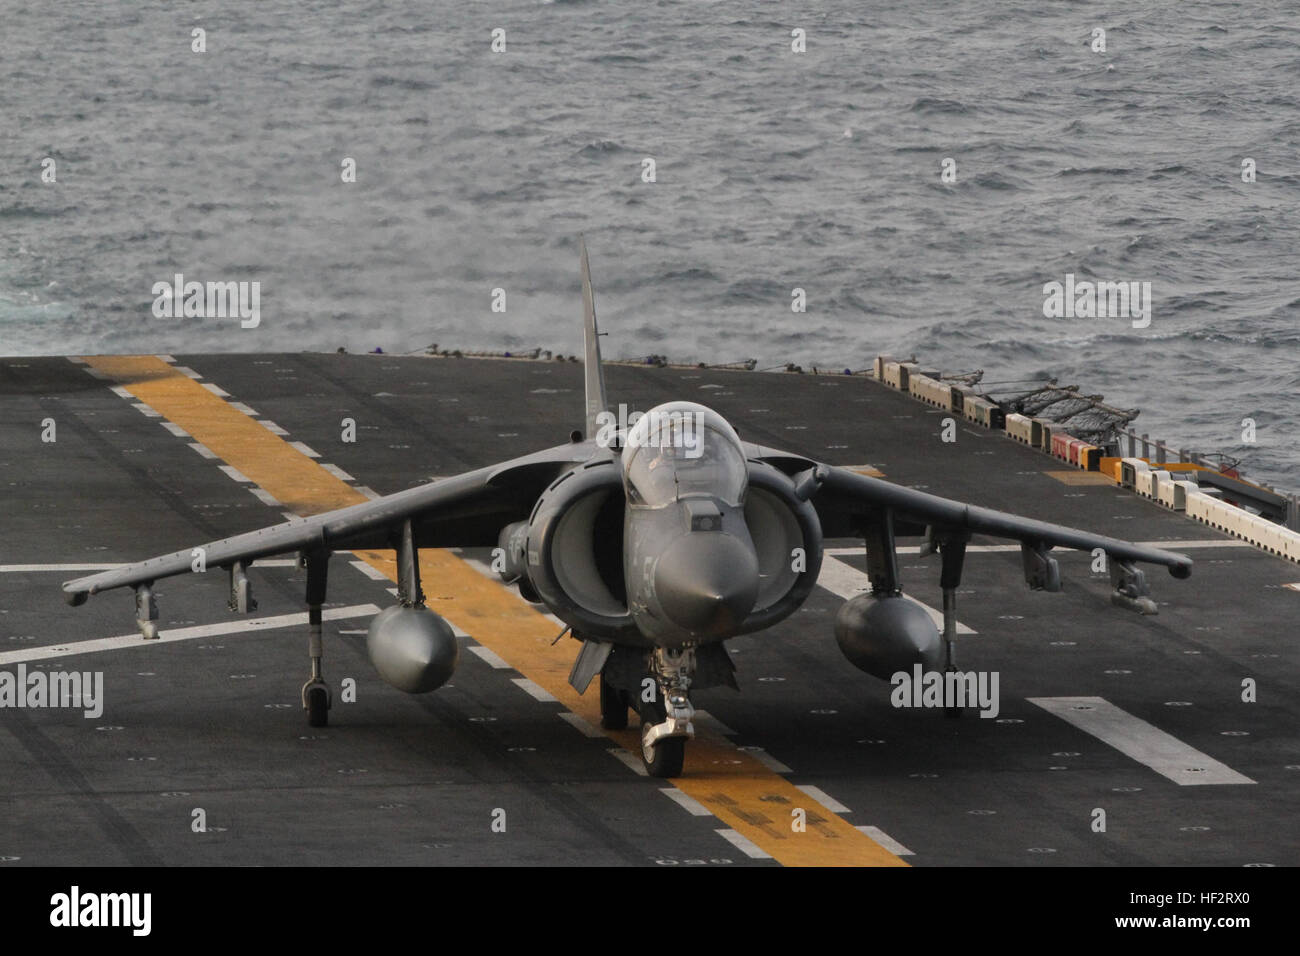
[576,139,630,159]
[368,75,437,91]
[909,97,969,115]
[1057,166,1135,177]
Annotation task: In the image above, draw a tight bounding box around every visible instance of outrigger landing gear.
[299,549,332,728]
[639,647,696,778]
[1110,559,1158,615]
[134,582,159,640]
[936,532,968,719]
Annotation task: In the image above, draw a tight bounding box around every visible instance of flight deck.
[1,353,1296,867]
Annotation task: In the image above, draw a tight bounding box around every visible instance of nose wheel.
[638,647,696,778]
[639,696,687,778]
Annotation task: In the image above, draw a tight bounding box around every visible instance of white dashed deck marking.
[1029,696,1255,786]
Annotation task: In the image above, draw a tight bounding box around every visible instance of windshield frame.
[622,404,748,509]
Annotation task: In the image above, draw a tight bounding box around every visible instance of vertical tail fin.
[580,234,609,439]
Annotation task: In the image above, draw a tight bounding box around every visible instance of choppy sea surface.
[2,1,1297,485]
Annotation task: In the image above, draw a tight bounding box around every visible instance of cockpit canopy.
[623,402,748,507]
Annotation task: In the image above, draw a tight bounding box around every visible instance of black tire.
[307,687,329,727]
[639,695,686,778]
[643,735,686,778]
[599,672,629,730]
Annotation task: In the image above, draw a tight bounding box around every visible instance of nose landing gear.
[638,647,696,778]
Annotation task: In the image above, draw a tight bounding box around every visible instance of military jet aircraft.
[64,239,1192,777]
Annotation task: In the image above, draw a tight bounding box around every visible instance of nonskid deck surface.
[0,353,1295,866]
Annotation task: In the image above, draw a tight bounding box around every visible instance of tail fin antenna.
[580,234,609,440]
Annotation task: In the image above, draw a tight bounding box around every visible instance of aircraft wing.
[813,464,1192,575]
[63,442,597,605]
[743,443,1191,577]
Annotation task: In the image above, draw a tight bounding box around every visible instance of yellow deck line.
[85,355,360,516]
[83,354,906,867]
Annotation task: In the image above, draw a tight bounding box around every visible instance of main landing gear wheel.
[639,698,686,778]
[599,672,629,730]
[305,685,329,727]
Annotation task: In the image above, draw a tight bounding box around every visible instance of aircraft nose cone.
[655,533,759,637]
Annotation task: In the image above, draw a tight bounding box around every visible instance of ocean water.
[2,1,1297,485]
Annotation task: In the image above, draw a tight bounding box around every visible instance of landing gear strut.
[938,533,968,719]
[299,549,332,728]
[599,671,629,730]
[638,647,696,778]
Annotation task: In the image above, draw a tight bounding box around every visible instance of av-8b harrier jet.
[64,239,1192,777]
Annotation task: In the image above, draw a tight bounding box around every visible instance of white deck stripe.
[173,366,202,379]
[715,828,772,859]
[349,560,391,581]
[855,826,914,856]
[825,540,1251,556]
[218,464,252,483]
[740,747,792,773]
[201,382,230,397]
[161,422,190,438]
[154,354,177,364]
[289,441,320,458]
[0,605,382,665]
[819,555,976,634]
[108,385,132,399]
[248,488,281,507]
[511,677,558,702]
[259,421,288,436]
[608,748,648,776]
[132,403,161,417]
[796,784,850,813]
[558,711,604,738]
[660,788,713,817]
[189,442,216,459]
[1029,696,1255,786]
[467,645,511,669]
[228,402,258,416]
[321,464,355,481]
